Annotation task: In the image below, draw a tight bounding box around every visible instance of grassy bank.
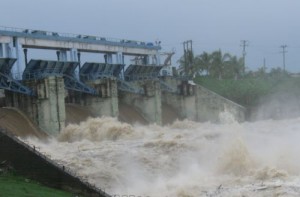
[194,75,300,108]
[0,173,73,197]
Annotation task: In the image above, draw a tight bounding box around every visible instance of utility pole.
[182,40,193,77]
[280,45,287,71]
[240,40,248,70]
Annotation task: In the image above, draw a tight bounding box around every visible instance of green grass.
[194,76,300,108]
[0,173,73,197]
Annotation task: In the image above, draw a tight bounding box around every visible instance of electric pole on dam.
[280,45,287,71]
[182,40,193,77]
[240,40,248,70]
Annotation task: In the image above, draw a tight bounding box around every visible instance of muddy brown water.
[0,107,46,138]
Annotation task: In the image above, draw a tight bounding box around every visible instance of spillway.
[0,107,46,138]
[24,114,300,197]
[161,103,180,125]
[65,104,94,125]
[118,103,148,125]
[0,26,249,196]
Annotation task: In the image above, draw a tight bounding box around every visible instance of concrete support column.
[116,52,124,78]
[14,38,25,80]
[70,48,79,79]
[70,48,78,62]
[7,42,14,58]
[116,52,124,64]
[23,48,28,67]
[83,78,119,117]
[144,55,150,65]
[110,79,119,117]
[35,76,66,135]
[152,56,156,65]
[155,51,161,65]
[104,53,113,64]
[144,54,159,65]
[57,50,68,61]
[0,43,5,57]
[153,80,162,124]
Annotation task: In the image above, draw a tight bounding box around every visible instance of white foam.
[25,116,300,196]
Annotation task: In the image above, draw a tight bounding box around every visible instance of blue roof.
[80,62,124,81]
[124,64,163,81]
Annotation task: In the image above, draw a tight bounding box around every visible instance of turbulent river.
[24,112,300,197]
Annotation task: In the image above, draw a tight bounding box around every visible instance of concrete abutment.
[195,85,246,122]
[161,77,246,123]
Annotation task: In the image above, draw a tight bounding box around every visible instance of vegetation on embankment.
[194,74,300,120]
[0,172,74,197]
[194,74,300,108]
[178,49,300,109]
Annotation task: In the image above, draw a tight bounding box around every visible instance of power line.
[280,45,287,71]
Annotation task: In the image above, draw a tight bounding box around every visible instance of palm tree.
[210,50,231,80]
[177,49,245,80]
[228,56,244,80]
[194,52,211,76]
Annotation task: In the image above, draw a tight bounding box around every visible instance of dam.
[0,26,245,136]
[0,26,246,196]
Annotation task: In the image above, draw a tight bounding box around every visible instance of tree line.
[178,49,292,109]
[177,49,288,80]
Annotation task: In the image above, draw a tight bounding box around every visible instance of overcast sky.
[1,0,300,72]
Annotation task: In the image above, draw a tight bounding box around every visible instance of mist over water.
[25,115,300,196]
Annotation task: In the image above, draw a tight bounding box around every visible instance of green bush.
[0,173,73,197]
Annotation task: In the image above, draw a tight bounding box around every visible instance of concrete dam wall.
[4,75,246,136]
[0,27,246,196]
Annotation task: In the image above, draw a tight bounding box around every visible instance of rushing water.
[25,113,300,197]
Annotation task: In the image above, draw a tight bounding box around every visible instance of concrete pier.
[68,78,119,118]
[119,80,162,125]
[5,76,65,135]
[161,77,196,121]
